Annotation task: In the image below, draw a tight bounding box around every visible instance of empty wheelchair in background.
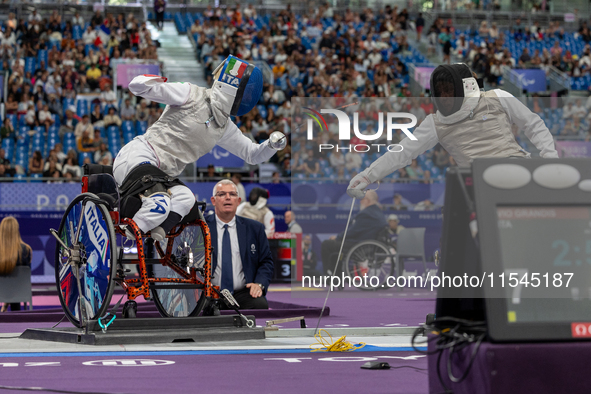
[344,228,427,291]
[52,164,218,328]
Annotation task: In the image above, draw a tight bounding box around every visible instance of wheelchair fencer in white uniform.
[113,55,286,241]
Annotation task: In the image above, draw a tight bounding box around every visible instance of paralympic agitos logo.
[303,106,418,153]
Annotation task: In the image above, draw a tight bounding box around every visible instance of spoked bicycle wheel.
[150,224,209,317]
[345,240,395,291]
[54,193,117,327]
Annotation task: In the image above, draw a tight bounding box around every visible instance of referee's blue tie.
[221,224,234,293]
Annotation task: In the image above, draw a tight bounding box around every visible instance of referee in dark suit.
[205,179,274,309]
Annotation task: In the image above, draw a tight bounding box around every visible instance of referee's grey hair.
[212,179,238,196]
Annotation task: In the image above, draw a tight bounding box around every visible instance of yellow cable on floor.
[310,329,366,352]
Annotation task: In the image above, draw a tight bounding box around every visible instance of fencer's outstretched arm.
[216,121,277,165]
[347,117,439,198]
[128,75,192,106]
[494,89,558,158]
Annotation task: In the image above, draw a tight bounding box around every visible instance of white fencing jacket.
[361,89,558,183]
[125,74,276,177]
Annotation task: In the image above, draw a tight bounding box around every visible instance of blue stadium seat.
[136,121,148,135]
[77,100,90,117]
[121,121,135,134]
[6,114,17,131]
[24,57,36,74]
[79,152,93,166]
[123,131,135,144]
[72,25,82,40]
[37,50,48,69]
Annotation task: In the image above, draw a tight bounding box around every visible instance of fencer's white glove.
[347,172,371,199]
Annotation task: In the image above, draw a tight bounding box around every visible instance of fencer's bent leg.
[157,185,196,233]
[133,192,171,233]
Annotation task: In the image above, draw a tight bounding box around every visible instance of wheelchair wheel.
[150,224,209,317]
[345,240,394,291]
[54,193,117,327]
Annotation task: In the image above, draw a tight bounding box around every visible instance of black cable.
[51,315,66,328]
[436,347,453,394]
[411,315,488,394]
[389,366,428,372]
[447,333,486,384]
[0,385,130,394]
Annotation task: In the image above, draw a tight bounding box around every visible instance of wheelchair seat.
[82,163,205,223]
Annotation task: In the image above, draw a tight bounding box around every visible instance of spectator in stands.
[28,9,42,23]
[92,130,104,149]
[563,101,576,120]
[77,129,96,153]
[72,11,84,26]
[38,104,54,131]
[406,159,424,180]
[120,98,136,121]
[329,150,345,169]
[231,173,246,201]
[415,200,437,211]
[107,34,120,52]
[62,157,82,179]
[518,48,531,68]
[154,0,166,30]
[272,172,281,184]
[135,99,150,122]
[0,217,32,312]
[4,94,18,115]
[0,119,15,142]
[91,105,104,129]
[439,27,452,64]
[77,76,92,94]
[415,13,425,41]
[0,149,16,177]
[28,151,44,175]
[103,106,122,128]
[301,149,320,177]
[54,143,66,163]
[6,13,17,30]
[86,64,102,90]
[48,95,62,118]
[95,143,113,165]
[454,34,469,61]
[200,164,215,180]
[100,83,118,108]
[24,104,37,129]
[75,115,94,140]
[43,154,62,178]
[345,150,361,172]
[572,99,587,120]
[391,193,408,211]
[32,85,47,105]
[91,11,103,28]
[550,41,563,57]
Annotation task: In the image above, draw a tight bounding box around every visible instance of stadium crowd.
[0,8,163,181]
[2,4,591,184]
